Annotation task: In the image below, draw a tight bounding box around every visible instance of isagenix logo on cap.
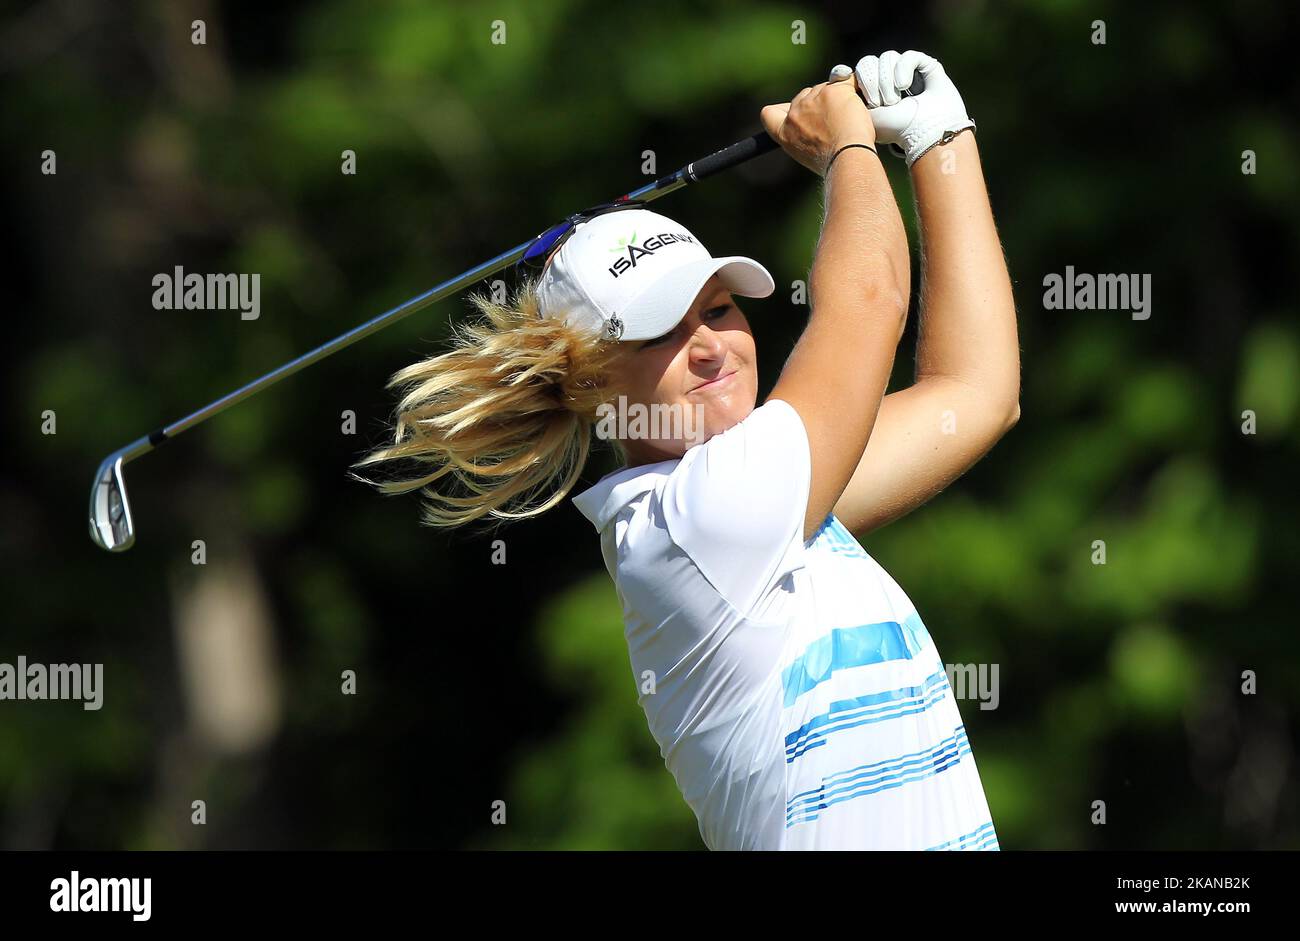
[607,231,698,278]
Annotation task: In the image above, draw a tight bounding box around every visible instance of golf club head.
[89,453,135,552]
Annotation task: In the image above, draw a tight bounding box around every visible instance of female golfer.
[354,50,1019,850]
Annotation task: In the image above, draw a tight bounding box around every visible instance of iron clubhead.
[89,453,135,552]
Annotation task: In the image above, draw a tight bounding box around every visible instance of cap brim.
[615,256,775,341]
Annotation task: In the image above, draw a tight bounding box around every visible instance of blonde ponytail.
[350,277,626,529]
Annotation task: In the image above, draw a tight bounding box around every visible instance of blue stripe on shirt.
[780,611,931,707]
[808,514,868,559]
[926,820,999,851]
[784,669,951,762]
[785,726,971,826]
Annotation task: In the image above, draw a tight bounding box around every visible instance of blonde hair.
[350,277,628,530]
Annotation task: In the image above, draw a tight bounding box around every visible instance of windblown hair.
[350,277,628,530]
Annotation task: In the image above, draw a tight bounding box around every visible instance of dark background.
[2,0,1297,849]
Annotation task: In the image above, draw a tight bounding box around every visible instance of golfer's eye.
[640,330,674,350]
[639,305,730,350]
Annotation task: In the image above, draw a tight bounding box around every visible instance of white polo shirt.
[571,398,999,850]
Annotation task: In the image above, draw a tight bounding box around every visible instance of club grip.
[685,132,780,182]
[679,71,921,185]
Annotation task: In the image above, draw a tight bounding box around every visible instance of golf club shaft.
[90,70,933,551]
[101,72,915,465]
[90,129,781,551]
[148,131,779,452]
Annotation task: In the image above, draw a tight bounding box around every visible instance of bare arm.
[832,129,1021,537]
[760,81,911,542]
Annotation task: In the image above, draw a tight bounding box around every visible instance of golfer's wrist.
[909,124,977,171]
[824,142,880,177]
[906,123,976,169]
[829,131,876,154]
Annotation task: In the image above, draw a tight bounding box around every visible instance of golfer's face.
[615,274,758,464]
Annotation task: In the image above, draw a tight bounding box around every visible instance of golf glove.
[847,50,975,167]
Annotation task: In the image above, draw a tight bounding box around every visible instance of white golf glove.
[834,50,975,166]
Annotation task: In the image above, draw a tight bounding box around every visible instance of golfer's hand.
[844,50,975,167]
[760,80,876,178]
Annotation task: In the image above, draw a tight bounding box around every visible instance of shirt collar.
[571,458,680,532]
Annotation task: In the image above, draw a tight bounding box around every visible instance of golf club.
[88,69,928,552]
[88,131,781,551]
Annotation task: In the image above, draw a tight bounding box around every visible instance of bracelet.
[908,125,976,168]
[825,142,878,175]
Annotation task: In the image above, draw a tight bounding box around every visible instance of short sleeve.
[658,397,812,615]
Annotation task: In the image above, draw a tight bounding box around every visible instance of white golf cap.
[535,207,774,341]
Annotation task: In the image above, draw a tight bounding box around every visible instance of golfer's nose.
[686,324,727,362]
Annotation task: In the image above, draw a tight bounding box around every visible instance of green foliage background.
[1,0,1296,849]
